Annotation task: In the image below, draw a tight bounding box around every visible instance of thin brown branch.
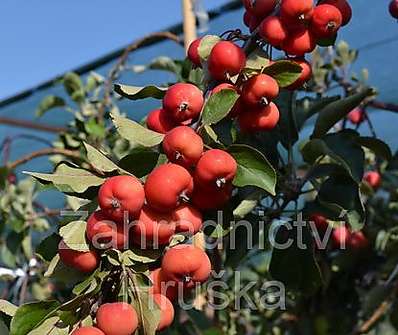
[0,117,67,133]
[100,31,182,119]
[7,148,80,170]
[369,100,398,113]
[353,301,390,334]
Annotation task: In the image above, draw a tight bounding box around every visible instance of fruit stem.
[111,198,121,208]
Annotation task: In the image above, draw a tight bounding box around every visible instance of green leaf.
[121,249,162,265]
[296,96,340,130]
[84,142,128,174]
[111,113,164,147]
[275,90,299,149]
[131,282,161,335]
[269,221,322,295]
[318,174,365,231]
[301,130,365,182]
[356,137,392,161]
[24,163,104,194]
[59,221,90,252]
[233,190,264,219]
[202,90,239,125]
[36,234,61,262]
[312,88,374,138]
[262,60,302,88]
[36,96,65,117]
[63,72,85,103]
[27,317,68,335]
[245,48,270,70]
[10,301,60,335]
[118,149,160,178]
[0,300,17,316]
[229,144,276,195]
[114,84,167,100]
[198,35,221,62]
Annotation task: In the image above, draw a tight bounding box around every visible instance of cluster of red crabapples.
[243,0,352,55]
[58,85,245,332]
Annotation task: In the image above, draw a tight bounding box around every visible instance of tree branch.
[0,117,67,133]
[7,148,80,170]
[100,31,182,119]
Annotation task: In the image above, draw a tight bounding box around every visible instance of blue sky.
[0,0,226,100]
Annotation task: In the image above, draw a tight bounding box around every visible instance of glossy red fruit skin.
[131,205,175,247]
[281,28,316,56]
[192,183,233,211]
[152,294,175,331]
[243,0,277,18]
[363,171,382,189]
[96,302,138,335]
[348,231,369,250]
[161,244,212,289]
[347,107,365,124]
[259,16,288,47]
[310,214,329,234]
[162,126,204,169]
[310,4,342,38]
[241,74,280,106]
[331,226,350,249]
[391,0,398,18]
[212,83,237,95]
[98,176,145,222]
[146,108,177,134]
[149,268,179,301]
[58,240,99,273]
[163,83,204,123]
[208,41,246,81]
[238,102,280,132]
[86,210,128,250]
[145,163,194,212]
[321,0,352,25]
[281,0,314,23]
[187,38,202,67]
[173,204,203,234]
[243,10,253,27]
[286,58,312,90]
[71,327,105,335]
[194,149,237,188]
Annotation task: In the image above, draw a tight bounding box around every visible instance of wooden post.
[182,0,197,51]
[181,0,205,252]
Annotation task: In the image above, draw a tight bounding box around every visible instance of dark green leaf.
[269,222,322,295]
[262,60,302,88]
[114,84,167,100]
[301,130,365,182]
[229,144,276,195]
[36,233,61,262]
[9,301,60,335]
[356,136,392,161]
[318,174,365,230]
[202,90,239,125]
[312,88,374,138]
[275,90,299,149]
[118,149,160,178]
